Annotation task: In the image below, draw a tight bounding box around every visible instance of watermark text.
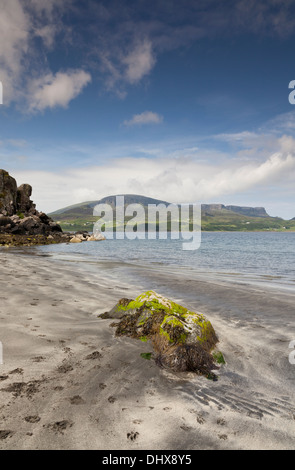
[93,196,201,250]
[288,80,295,104]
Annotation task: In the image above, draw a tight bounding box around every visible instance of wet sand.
[0,249,294,450]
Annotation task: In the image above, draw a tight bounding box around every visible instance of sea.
[31,232,295,292]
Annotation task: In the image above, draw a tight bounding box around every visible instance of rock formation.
[0,169,62,236]
[0,169,106,246]
[0,169,18,216]
[100,291,223,379]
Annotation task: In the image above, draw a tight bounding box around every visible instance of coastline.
[0,249,294,450]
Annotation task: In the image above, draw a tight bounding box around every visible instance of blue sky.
[1,0,295,218]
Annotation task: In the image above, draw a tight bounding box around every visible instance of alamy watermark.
[288,80,295,104]
[93,196,201,250]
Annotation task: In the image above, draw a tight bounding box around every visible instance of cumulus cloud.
[192,152,295,200]
[12,135,295,215]
[28,70,91,112]
[0,0,85,109]
[0,0,30,102]
[123,111,163,126]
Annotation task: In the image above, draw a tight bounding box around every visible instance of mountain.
[49,194,170,218]
[49,194,295,232]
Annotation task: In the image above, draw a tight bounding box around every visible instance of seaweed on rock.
[101,291,222,378]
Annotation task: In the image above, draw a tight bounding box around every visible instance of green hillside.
[49,195,295,232]
[201,207,295,231]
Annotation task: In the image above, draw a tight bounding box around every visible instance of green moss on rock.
[101,291,222,377]
[212,351,226,364]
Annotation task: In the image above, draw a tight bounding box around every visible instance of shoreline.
[11,242,294,295]
[0,233,71,247]
[1,228,295,248]
[0,249,294,449]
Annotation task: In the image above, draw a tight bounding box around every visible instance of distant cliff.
[224,205,268,218]
[202,204,269,217]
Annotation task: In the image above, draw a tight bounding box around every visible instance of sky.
[0,0,295,219]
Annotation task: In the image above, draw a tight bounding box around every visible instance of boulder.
[0,216,15,228]
[70,236,82,243]
[75,233,87,240]
[17,216,39,233]
[76,230,89,237]
[87,235,104,241]
[10,215,21,224]
[0,216,15,233]
[38,212,51,223]
[101,291,222,378]
[47,220,62,233]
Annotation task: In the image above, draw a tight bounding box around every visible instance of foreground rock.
[100,291,223,379]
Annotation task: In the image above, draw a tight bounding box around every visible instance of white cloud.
[12,135,295,217]
[34,24,58,48]
[2,0,295,107]
[262,111,295,133]
[0,0,30,102]
[0,0,74,107]
[193,152,295,200]
[215,131,260,143]
[123,40,156,84]
[28,0,67,16]
[123,111,163,126]
[98,39,157,96]
[28,70,91,112]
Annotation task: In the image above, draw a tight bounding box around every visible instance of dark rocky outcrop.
[0,170,18,216]
[101,290,224,379]
[16,184,35,214]
[0,169,107,246]
[0,169,66,245]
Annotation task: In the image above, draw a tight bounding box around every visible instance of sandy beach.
[0,248,294,450]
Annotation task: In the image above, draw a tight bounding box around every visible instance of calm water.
[34,232,295,291]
